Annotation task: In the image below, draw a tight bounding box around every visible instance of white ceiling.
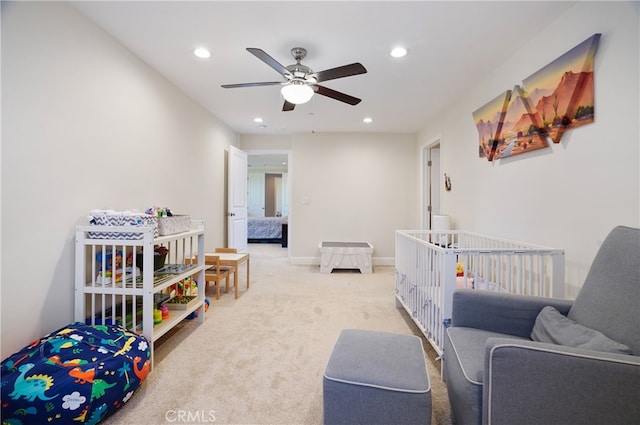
[71,1,575,135]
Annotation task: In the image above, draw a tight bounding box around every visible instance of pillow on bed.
[531,306,632,355]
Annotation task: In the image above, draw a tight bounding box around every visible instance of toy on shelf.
[186,298,210,320]
[96,249,122,270]
[165,277,200,312]
[153,307,162,325]
[146,206,173,217]
[96,267,141,285]
[174,277,198,297]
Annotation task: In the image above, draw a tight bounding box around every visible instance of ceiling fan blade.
[314,85,362,105]
[221,81,282,88]
[282,100,296,112]
[247,48,291,77]
[313,63,367,83]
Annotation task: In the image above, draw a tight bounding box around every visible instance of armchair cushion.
[484,338,640,425]
[531,305,632,354]
[451,289,573,338]
[444,327,528,425]
[567,225,640,354]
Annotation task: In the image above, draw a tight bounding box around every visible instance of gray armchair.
[443,225,640,425]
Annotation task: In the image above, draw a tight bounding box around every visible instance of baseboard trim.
[289,257,395,266]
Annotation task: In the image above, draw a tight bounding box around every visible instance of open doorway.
[247,153,289,217]
[247,151,291,248]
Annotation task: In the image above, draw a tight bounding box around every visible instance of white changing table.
[319,241,373,274]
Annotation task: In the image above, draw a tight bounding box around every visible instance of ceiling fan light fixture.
[281,81,314,104]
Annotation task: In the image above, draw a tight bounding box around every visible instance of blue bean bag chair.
[1,322,151,424]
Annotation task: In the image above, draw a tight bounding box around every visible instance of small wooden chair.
[186,255,230,300]
[214,248,237,295]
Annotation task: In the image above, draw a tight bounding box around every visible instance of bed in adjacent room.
[248,216,286,245]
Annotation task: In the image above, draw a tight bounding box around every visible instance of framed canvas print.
[473,90,511,161]
[493,85,549,160]
[522,33,600,143]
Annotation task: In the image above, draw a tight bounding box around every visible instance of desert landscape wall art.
[473,90,511,161]
[474,33,601,161]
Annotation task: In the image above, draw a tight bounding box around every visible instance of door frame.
[246,149,292,252]
[420,136,442,230]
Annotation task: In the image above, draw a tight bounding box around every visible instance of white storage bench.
[319,241,373,274]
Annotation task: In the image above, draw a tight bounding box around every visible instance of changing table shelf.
[74,220,206,366]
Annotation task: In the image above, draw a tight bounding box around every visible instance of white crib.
[395,230,565,355]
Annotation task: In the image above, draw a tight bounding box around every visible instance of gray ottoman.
[323,329,432,425]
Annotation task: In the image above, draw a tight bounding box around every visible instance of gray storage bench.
[323,329,432,425]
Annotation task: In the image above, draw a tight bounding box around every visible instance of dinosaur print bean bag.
[1,322,151,425]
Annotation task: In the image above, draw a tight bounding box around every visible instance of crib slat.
[395,230,564,355]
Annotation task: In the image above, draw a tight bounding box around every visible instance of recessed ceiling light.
[253,117,264,123]
[193,47,211,59]
[363,117,373,124]
[390,47,407,58]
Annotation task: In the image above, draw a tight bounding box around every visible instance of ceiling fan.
[221,47,367,111]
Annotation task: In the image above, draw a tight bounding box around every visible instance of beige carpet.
[106,244,453,425]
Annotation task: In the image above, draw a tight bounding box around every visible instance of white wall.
[290,133,418,263]
[240,132,419,262]
[418,1,639,297]
[1,2,236,358]
[241,135,293,151]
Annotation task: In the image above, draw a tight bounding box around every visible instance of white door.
[227,145,248,251]
[247,172,266,217]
